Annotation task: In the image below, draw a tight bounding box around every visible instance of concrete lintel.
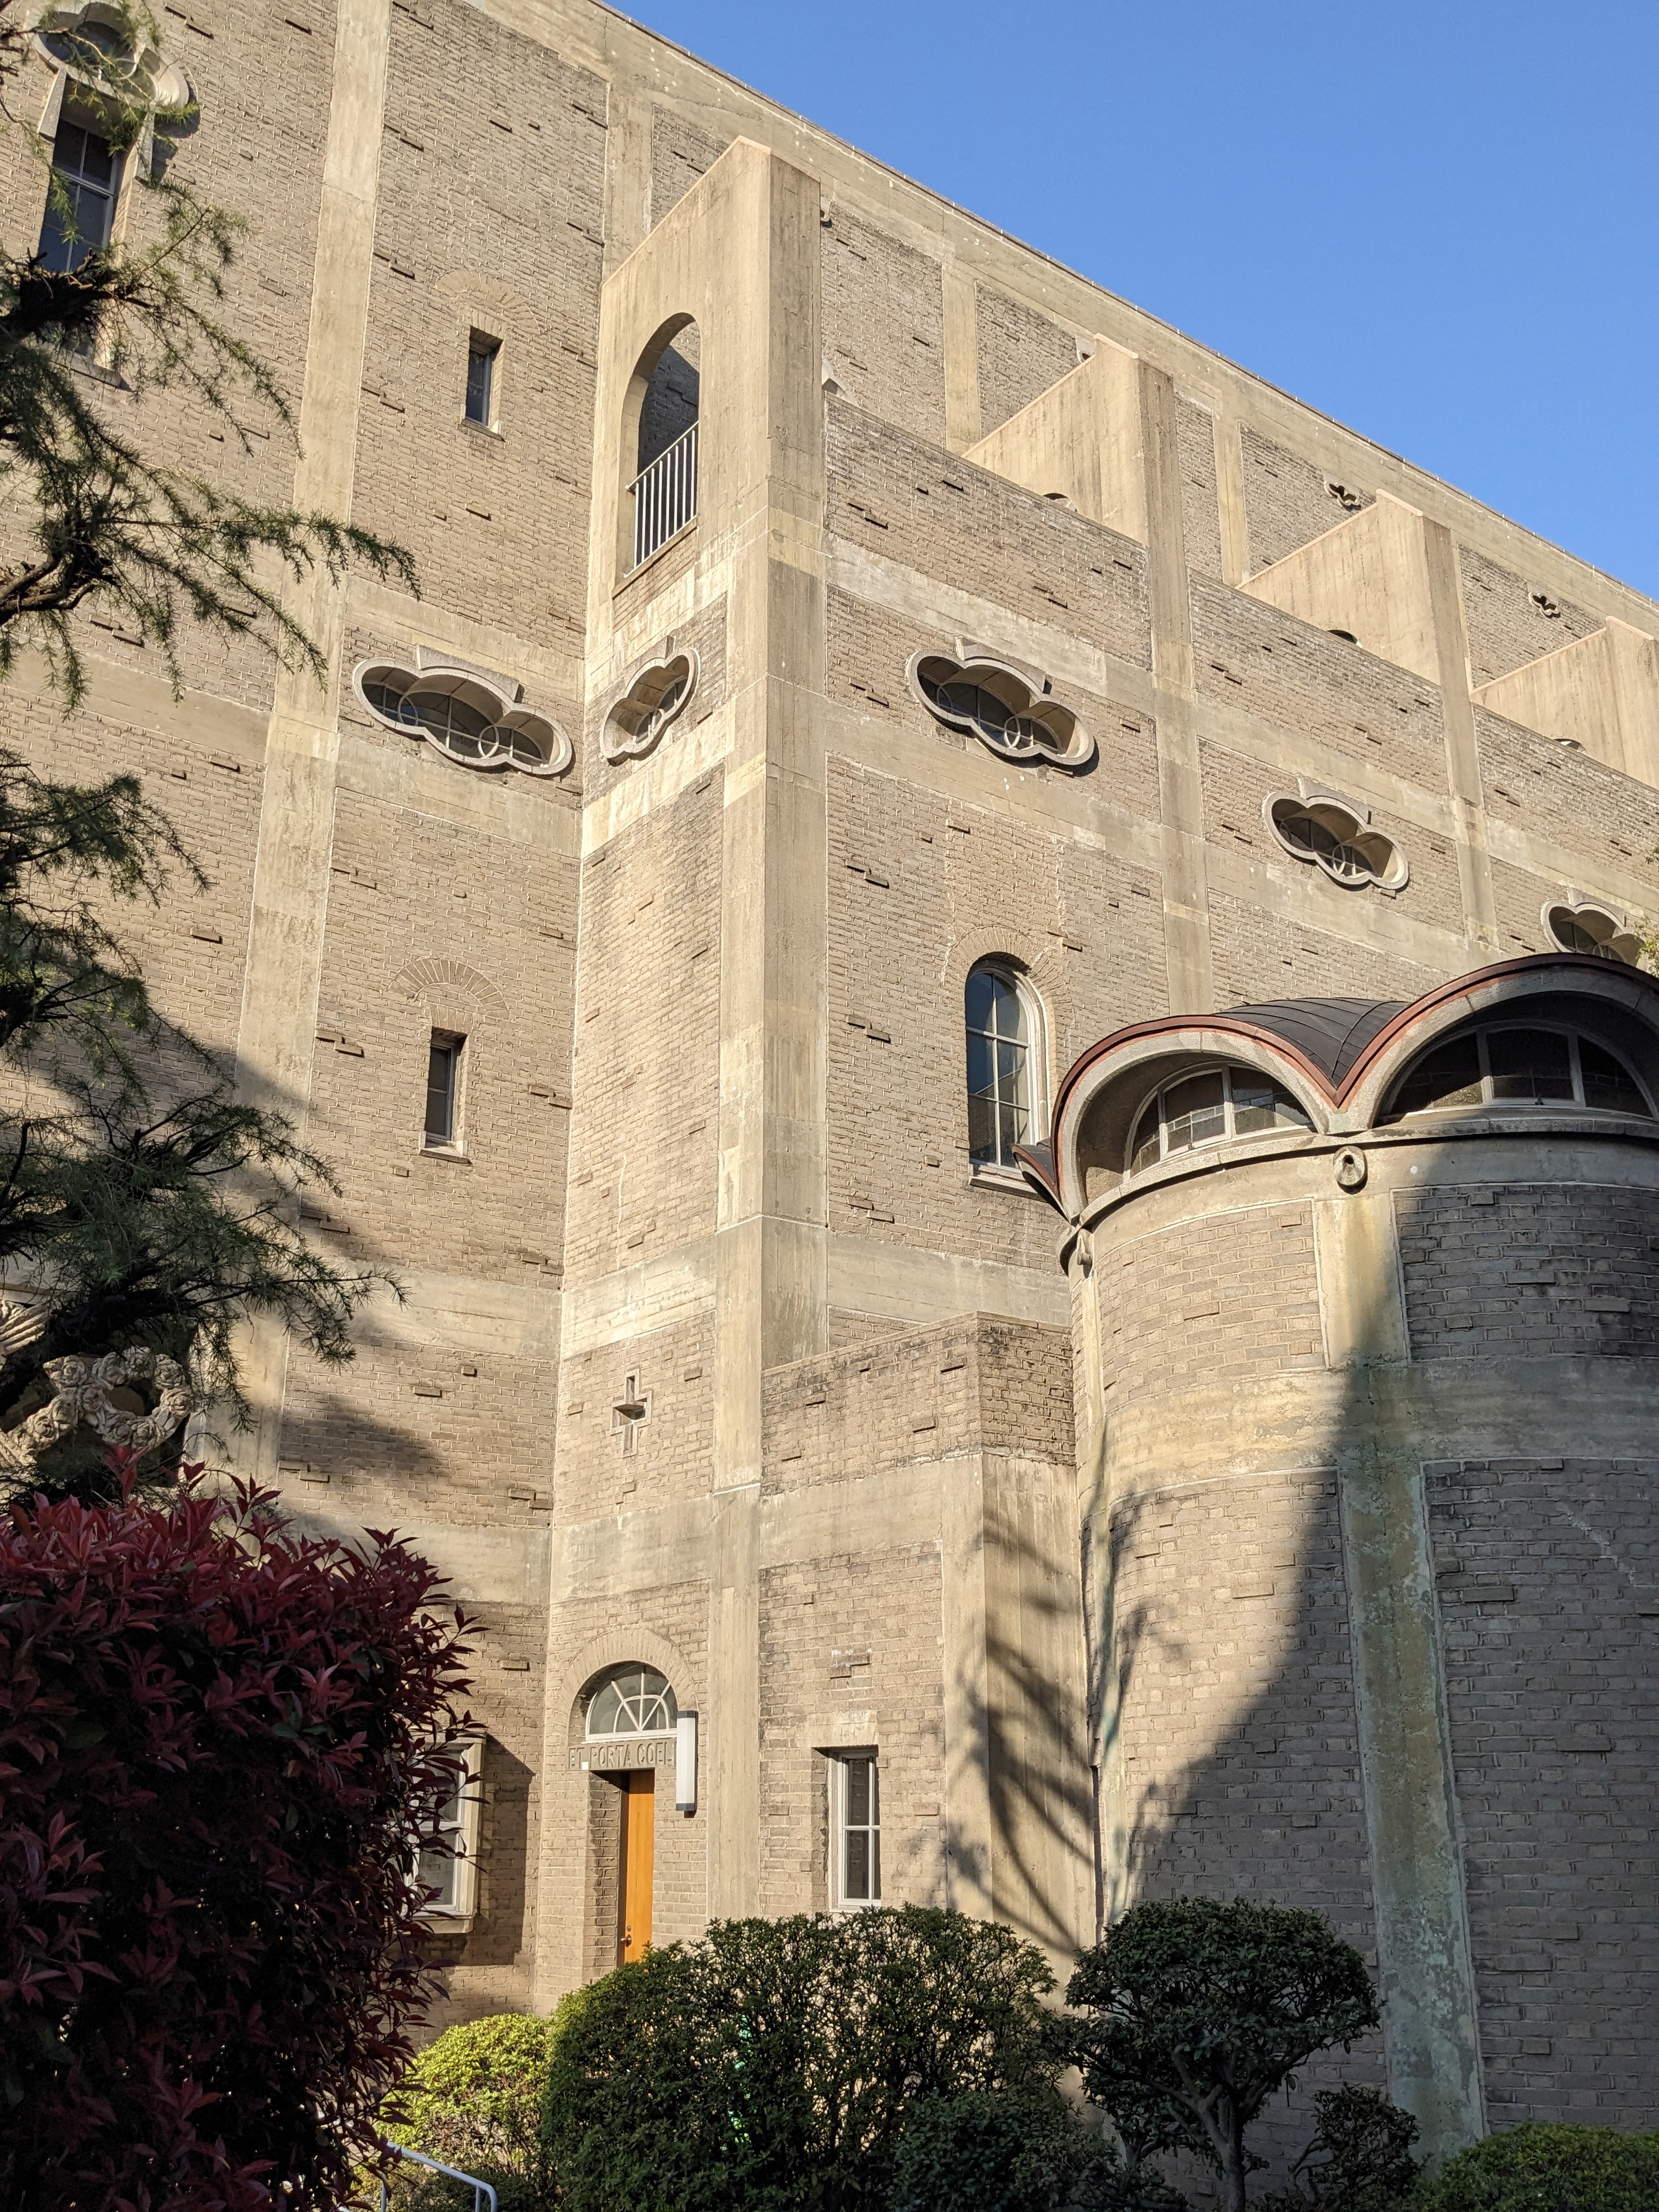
[827,1234,1070,1331]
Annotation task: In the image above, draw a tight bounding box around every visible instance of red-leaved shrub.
[0,1452,472,2211]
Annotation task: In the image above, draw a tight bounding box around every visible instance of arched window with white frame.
[966,961,1044,1175]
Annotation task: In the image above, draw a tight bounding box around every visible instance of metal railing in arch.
[630,421,698,568]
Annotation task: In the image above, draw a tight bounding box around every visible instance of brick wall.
[825,755,1166,1291]
[758,1544,947,1917]
[1199,737,1467,940]
[975,289,1079,436]
[354,0,606,651]
[1108,1468,1385,2160]
[1427,1456,1659,2126]
[1193,580,1450,786]
[1176,396,1224,580]
[1474,705,1659,884]
[1460,548,1602,689]
[821,209,947,447]
[650,108,728,228]
[829,403,1152,667]
[1397,1183,1659,1362]
[1096,1202,1323,1402]
[1209,890,1446,1009]
[1242,426,1369,573]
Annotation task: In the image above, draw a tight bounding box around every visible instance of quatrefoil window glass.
[1265,791,1407,891]
[603,650,698,763]
[354,661,571,777]
[908,650,1094,770]
[1544,899,1640,965]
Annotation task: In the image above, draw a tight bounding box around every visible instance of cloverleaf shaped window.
[1544,900,1640,964]
[604,650,698,763]
[355,661,571,776]
[909,651,1094,770]
[1266,791,1407,891]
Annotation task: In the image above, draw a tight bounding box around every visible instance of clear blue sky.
[618,0,1659,599]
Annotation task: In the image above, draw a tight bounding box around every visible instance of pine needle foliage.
[0,747,391,1502]
[0,0,416,704]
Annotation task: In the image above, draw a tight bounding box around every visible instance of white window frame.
[966,961,1048,1186]
[1126,1063,1313,1176]
[828,1750,881,1911]
[416,1735,483,1926]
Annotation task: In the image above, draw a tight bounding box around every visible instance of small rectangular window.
[465,332,499,426]
[425,1031,464,1147]
[831,1752,881,1908]
[416,1736,483,1921]
[38,119,117,274]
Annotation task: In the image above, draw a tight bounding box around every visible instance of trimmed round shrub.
[1418,2124,1659,2212]
[540,1907,1060,2211]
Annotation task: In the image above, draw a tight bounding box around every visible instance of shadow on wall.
[1074,1122,1659,2181]
[946,1488,1097,1963]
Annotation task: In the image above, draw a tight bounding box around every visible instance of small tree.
[1257,2086,1421,2212]
[541,1907,1061,2211]
[0,1451,472,2211]
[0,748,389,1501]
[0,0,415,706]
[1065,1899,1383,2212]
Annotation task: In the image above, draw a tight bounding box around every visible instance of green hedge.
[1418,2125,1659,2212]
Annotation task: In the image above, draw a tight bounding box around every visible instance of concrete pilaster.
[229,0,390,1482]
[1138,361,1214,1014]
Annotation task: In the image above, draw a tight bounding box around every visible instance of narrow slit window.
[38,119,117,274]
[832,1753,881,1909]
[425,1032,464,1146]
[465,332,499,426]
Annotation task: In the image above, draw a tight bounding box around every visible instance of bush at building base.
[1413,2123,1659,2212]
[539,1906,1062,2210]
[889,2084,1186,2211]
[375,2004,591,2211]
[0,1451,472,2212]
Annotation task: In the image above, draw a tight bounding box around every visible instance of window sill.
[969,1162,1039,1197]
[459,416,504,440]
[616,517,697,595]
[419,1143,472,1166]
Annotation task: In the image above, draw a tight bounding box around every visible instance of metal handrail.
[629,420,698,568]
[379,2144,498,2212]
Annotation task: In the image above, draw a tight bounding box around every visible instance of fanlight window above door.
[586,1665,678,1740]
[355,661,571,777]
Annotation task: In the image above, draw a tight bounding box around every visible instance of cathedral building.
[7,0,1657,2161]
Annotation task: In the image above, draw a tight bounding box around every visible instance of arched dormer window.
[623,319,699,571]
[585,1664,678,1740]
[1386,1024,1653,1120]
[1128,1065,1312,1173]
[966,962,1044,1175]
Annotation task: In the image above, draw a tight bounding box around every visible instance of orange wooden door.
[617,1771,655,1965]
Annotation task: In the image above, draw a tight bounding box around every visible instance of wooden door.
[617,1771,655,1965]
